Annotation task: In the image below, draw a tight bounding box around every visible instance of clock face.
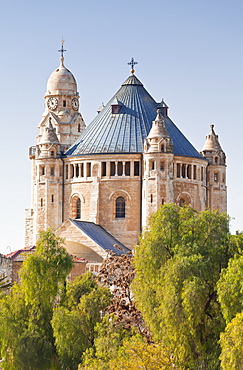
[72,98,79,111]
[47,97,58,110]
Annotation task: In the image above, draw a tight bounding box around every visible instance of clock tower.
[37,41,85,151]
[25,43,86,246]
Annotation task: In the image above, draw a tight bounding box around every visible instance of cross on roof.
[58,39,66,58]
[127,57,138,73]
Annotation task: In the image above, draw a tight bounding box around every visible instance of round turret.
[45,57,78,96]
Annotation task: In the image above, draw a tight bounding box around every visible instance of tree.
[219,311,243,370]
[79,314,133,370]
[132,204,231,369]
[0,273,11,292]
[98,252,149,338]
[0,230,73,370]
[96,335,177,370]
[51,272,111,370]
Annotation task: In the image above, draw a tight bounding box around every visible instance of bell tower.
[25,43,86,246]
[142,109,174,227]
[201,124,227,212]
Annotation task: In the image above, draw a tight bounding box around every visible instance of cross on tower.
[58,39,66,58]
[127,57,138,73]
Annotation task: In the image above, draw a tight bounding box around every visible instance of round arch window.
[116,197,125,218]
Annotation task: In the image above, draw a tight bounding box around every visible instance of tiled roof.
[66,74,204,159]
[70,220,130,255]
[5,246,35,260]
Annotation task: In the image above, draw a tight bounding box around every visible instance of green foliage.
[0,230,73,370]
[80,315,132,369]
[217,254,243,324]
[52,272,111,370]
[108,336,177,370]
[0,273,11,292]
[20,229,73,309]
[132,204,230,369]
[219,311,243,370]
[61,271,98,309]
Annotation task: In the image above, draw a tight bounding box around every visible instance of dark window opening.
[40,198,43,207]
[161,144,165,152]
[110,162,115,176]
[75,164,79,177]
[66,165,68,179]
[51,151,55,157]
[161,198,164,205]
[134,161,139,176]
[177,163,180,178]
[78,123,81,132]
[51,194,54,203]
[181,164,186,178]
[151,194,153,203]
[214,173,218,182]
[187,164,191,179]
[125,162,130,176]
[150,161,155,171]
[87,163,91,177]
[102,162,106,176]
[50,166,55,176]
[80,163,84,177]
[112,105,121,114]
[70,165,74,179]
[160,161,164,171]
[116,197,125,218]
[193,165,197,180]
[179,198,186,207]
[63,100,66,107]
[76,198,81,219]
[201,167,204,181]
[215,157,218,164]
[41,166,45,176]
[118,162,123,176]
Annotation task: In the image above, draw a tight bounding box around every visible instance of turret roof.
[202,124,223,152]
[66,74,203,159]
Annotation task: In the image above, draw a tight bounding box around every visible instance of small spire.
[155,108,164,123]
[58,38,66,66]
[127,57,138,74]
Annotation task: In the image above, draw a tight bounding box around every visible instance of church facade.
[25,51,227,263]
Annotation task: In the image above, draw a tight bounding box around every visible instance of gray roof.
[66,74,203,159]
[70,219,130,255]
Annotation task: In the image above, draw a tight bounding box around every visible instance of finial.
[58,38,66,65]
[127,57,138,74]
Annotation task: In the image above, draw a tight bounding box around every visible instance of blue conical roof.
[66,74,203,159]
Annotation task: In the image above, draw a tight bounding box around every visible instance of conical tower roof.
[147,109,170,139]
[40,118,59,144]
[66,74,203,159]
[202,124,223,152]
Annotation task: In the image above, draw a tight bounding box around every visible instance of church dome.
[46,56,78,96]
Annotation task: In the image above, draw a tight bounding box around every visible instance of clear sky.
[0,0,242,254]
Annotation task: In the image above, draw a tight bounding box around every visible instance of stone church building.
[25,50,227,264]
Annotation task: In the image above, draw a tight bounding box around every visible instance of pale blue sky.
[0,0,242,254]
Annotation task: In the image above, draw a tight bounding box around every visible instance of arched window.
[179,198,186,207]
[76,198,81,219]
[116,197,125,218]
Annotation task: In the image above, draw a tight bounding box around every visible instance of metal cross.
[58,39,66,58]
[127,57,138,71]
